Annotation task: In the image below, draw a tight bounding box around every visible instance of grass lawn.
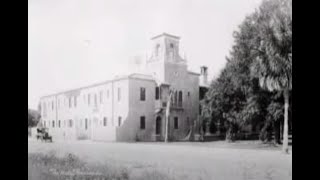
[28,138,292,180]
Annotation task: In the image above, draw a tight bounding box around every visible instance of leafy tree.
[202,63,248,141]
[28,109,41,127]
[202,0,291,146]
[202,14,266,141]
[250,0,292,153]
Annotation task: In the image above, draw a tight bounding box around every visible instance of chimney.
[200,66,208,86]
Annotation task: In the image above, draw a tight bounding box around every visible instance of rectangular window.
[94,94,97,106]
[188,91,190,97]
[85,118,88,130]
[156,117,161,135]
[118,117,122,126]
[100,91,103,104]
[69,119,73,128]
[58,120,61,128]
[69,97,72,108]
[44,121,46,127]
[178,91,183,107]
[103,117,107,126]
[140,116,145,129]
[42,102,47,117]
[118,88,121,101]
[174,117,178,129]
[140,87,146,101]
[74,96,77,107]
[155,87,160,100]
[174,91,178,106]
[52,120,55,128]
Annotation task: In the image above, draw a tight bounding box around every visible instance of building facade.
[39,33,209,142]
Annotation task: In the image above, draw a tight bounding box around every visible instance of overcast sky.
[28,0,262,109]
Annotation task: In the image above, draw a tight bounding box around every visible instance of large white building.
[39,33,209,142]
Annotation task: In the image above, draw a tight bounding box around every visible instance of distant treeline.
[28,109,41,127]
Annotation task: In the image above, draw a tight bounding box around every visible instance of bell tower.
[146,33,187,83]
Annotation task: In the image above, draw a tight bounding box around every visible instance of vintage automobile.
[36,127,52,142]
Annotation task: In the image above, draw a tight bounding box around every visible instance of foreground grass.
[28,150,289,180]
[28,151,189,180]
[28,140,292,180]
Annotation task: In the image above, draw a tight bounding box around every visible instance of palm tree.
[251,0,292,153]
[165,89,174,142]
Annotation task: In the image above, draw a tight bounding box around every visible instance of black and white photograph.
[28,0,292,179]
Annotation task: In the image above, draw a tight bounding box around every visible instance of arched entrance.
[156,116,161,135]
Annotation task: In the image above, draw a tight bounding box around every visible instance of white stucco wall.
[39,34,203,142]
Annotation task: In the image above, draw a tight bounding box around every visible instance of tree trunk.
[165,116,169,142]
[273,120,281,144]
[205,120,211,135]
[165,91,173,143]
[282,89,289,153]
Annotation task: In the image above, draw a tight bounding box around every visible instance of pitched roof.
[151,33,180,40]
